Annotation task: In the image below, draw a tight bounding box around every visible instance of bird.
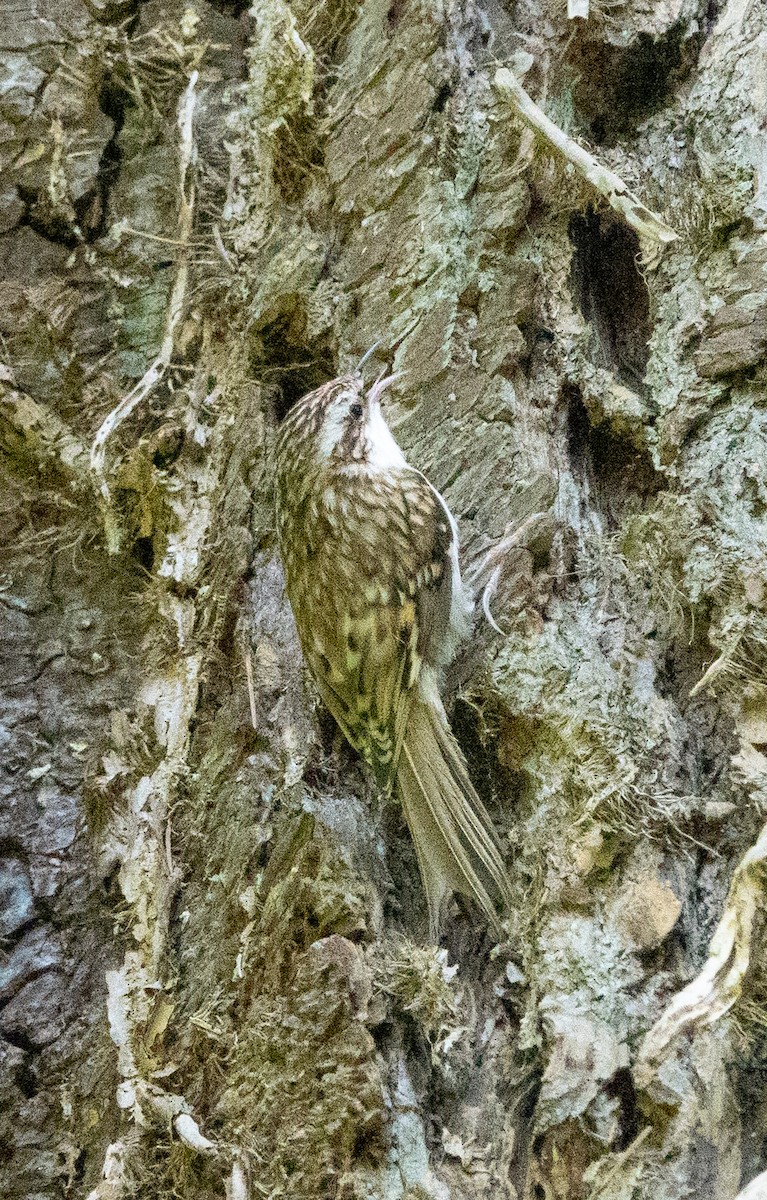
[274,365,512,938]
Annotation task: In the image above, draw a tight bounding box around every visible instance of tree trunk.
[2,0,767,1197]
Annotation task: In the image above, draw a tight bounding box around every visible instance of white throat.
[365,404,407,470]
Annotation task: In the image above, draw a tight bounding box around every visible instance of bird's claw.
[470,511,547,636]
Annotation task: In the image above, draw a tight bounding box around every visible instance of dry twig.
[634,817,767,1088]
[494,68,678,266]
[90,70,199,552]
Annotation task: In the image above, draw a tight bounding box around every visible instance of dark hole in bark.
[72,1148,87,1183]
[132,536,155,574]
[208,0,250,14]
[382,803,426,933]
[743,476,767,518]
[569,208,651,389]
[605,1067,640,1149]
[258,315,336,421]
[51,70,134,245]
[352,1118,386,1164]
[655,611,722,715]
[565,383,591,470]
[5,1038,38,1098]
[101,868,120,897]
[151,426,185,468]
[94,76,129,206]
[451,696,511,822]
[15,188,81,248]
[562,385,663,530]
[14,1059,38,1099]
[433,83,452,113]
[704,0,724,30]
[589,422,661,508]
[570,21,695,145]
[387,0,404,28]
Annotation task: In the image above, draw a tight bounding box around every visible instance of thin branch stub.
[493,68,678,264]
[634,816,767,1089]
[90,69,199,553]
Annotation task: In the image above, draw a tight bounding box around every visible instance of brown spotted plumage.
[275,371,512,937]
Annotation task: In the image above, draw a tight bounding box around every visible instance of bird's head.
[277,367,404,474]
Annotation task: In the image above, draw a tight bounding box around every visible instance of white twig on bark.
[688,632,743,696]
[227,1159,249,1200]
[174,1112,217,1153]
[733,1168,767,1200]
[243,641,258,731]
[90,70,199,553]
[93,353,242,1187]
[493,68,678,264]
[85,1141,127,1200]
[634,818,767,1088]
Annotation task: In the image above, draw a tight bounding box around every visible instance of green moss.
[216,987,383,1196]
[203,837,382,1197]
[374,937,463,1057]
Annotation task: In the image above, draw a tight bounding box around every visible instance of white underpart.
[364,401,408,470]
[367,399,470,660]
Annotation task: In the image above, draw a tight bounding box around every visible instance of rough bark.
[2,0,767,1198]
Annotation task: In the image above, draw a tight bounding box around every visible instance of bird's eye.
[350,403,363,418]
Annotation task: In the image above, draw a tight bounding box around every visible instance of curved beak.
[355,340,382,373]
[367,369,403,408]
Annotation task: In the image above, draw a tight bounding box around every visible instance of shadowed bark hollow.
[2,0,767,1198]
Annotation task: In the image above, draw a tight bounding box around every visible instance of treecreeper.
[274,368,513,938]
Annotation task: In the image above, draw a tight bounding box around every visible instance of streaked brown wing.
[304,601,416,788]
[397,468,457,670]
[291,467,455,786]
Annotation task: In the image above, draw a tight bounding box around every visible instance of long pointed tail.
[396,683,512,939]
